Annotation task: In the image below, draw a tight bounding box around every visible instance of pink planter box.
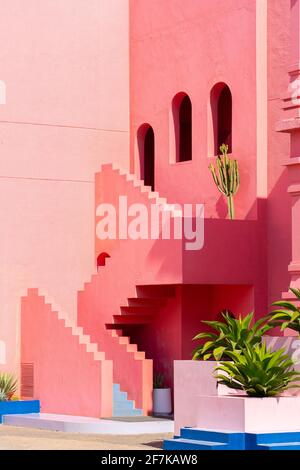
[174,359,300,434]
[196,395,300,433]
[174,360,238,434]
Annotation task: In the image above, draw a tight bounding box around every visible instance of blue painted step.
[163,438,228,450]
[164,428,245,451]
[180,428,245,449]
[164,428,300,451]
[246,431,300,450]
[112,383,142,417]
[258,442,300,450]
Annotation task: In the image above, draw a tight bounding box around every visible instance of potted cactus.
[209,144,240,219]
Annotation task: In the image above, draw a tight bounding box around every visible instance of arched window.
[137,124,155,191]
[97,252,110,270]
[210,83,232,155]
[172,93,192,162]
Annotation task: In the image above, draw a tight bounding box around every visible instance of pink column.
[277,0,300,292]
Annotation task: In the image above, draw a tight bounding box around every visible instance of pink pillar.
[277,0,300,292]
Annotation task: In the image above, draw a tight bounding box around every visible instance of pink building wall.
[129,0,295,311]
[0,0,130,372]
[3,0,300,416]
[130,0,257,219]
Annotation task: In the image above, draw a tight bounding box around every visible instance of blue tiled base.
[112,384,143,417]
[164,428,300,450]
[0,400,40,423]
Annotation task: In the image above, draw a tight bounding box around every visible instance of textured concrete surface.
[0,425,171,450]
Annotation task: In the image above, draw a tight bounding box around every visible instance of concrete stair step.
[163,438,228,450]
[125,343,138,353]
[120,306,156,315]
[247,431,300,445]
[127,297,166,307]
[181,428,244,446]
[72,326,84,336]
[113,408,143,417]
[116,338,138,353]
[133,351,146,360]
[113,401,135,411]
[258,442,300,450]
[3,413,172,434]
[147,191,160,199]
[85,342,98,353]
[112,315,153,325]
[110,329,142,353]
[136,285,176,299]
[114,391,128,401]
[112,383,143,417]
[78,334,91,344]
[111,329,123,337]
[93,351,105,360]
[117,335,130,344]
[53,312,107,362]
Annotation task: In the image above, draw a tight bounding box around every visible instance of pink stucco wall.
[130,0,257,219]
[4,0,300,417]
[0,0,130,372]
[129,0,297,311]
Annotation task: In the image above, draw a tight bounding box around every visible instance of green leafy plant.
[268,288,300,335]
[215,343,300,397]
[193,310,272,361]
[208,144,240,219]
[0,373,18,401]
[0,390,7,401]
[153,373,165,389]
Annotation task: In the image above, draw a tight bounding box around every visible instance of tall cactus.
[208,144,240,219]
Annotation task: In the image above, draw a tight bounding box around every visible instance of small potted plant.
[0,373,17,401]
[153,373,172,415]
[0,372,40,423]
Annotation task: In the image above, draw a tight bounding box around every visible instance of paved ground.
[0,425,172,450]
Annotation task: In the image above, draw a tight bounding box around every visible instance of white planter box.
[196,395,300,433]
[153,388,172,414]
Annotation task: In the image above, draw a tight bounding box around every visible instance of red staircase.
[21,289,113,417]
[106,285,176,328]
[21,164,182,417]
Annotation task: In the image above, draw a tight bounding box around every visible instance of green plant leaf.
[203,353,212,361]
[213,346,226,361]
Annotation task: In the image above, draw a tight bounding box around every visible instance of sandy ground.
[0,425,172,450]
